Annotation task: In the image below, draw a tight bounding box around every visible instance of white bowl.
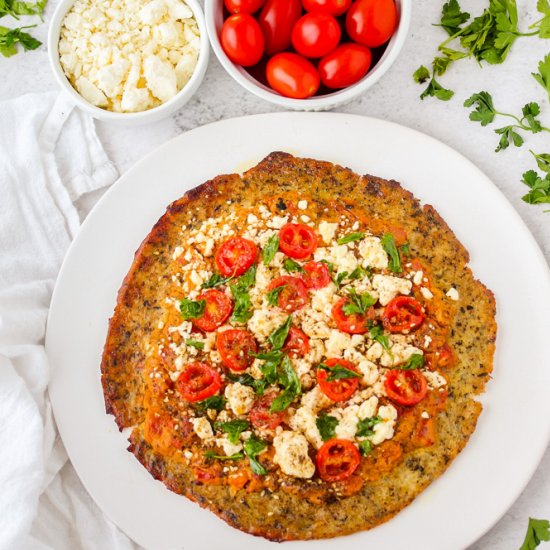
[205,0,410,110]
[48,0,210,124]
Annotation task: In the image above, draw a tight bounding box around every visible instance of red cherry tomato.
[385,369,428,406]
[258,0,302,55]
[224,0,265,14]
[278,222,318,259]
[221,14,265,67]
[331,296,374,334]
[215,236,258,277]
[302,261,331,289]
[346,0,398,48]
[319,43,372,88]
[268,276,309,312]
[216,329,258,371]
[291,12,341,58]
[317,358,360,402]
[192,289,233,332]
[249,391,287,429]
[382,296,425,333]
[283,326,310,358]
[266,53,320,99]
[316,439,361,482]
[302,0,352,16]
[176,362,222,402]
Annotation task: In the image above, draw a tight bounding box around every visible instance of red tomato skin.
[268,275,309,312]
[216,329,257,371]
[266,53,320,99]
[249,391,287,429]
[302,0,352,16]
[176,363,222,402]
[302,261,331,289]
[345,0,398,48]
[278,222,319,258]
[382,296,425,334]
[385,369,428,406]
[224,0,265,14]
[331,296,373,334]
[192,289,233,332]
[317,358,360,402]
[215,236,258,277]
[319,43,372,88]
[316,439,361,482]
[221,14,265,67]
[291,12,341,59]
[283,326,310,357]
[259,0,302,55]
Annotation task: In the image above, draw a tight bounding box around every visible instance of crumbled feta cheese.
[192,417,213,440]
[446,287,460,301]
[247,308,288,342]
[366,341,383,361]
[412,271,424,285]
[267,215,288,229]
[358,236,388,270]
[289,407,323,449]
[421,411,430,419]
[273,431,315,479]
[423,335,432,348]
[318,221,338,244]
[297,200,308,210]
[216,435,242,456]
[370,404,397,445]
[310,284,336,316]
[372,274,412,306]
[300,386,333,413]
[356,359,379,386]
[423,370,447,389]
[334,404,360,440]
[420,287,434,300]
[381,342,423,367]
[324,330,352,357]
[314,244,358,274]
[224,383,255,415]
[357,396,379,420]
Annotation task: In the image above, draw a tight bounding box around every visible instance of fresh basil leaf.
[229,266,256,324]
[179,297,206,320]
[348,266,368,280]
[185,339,205,350]
[342,288,377,316]
[398,353,425,370]
[319,362,362,382]
[319,259,335,273]
[266,284,286,307]
[332,270,348,289]
[358,440,373,457]
[356,416,382,438]
[337,232,365,245]
[381,233,402,273]
[195,395,226,412]
[243,434,268,475]
[270,355,301,412]
[316,412,339,441]
[369,323,391,351]
[262,235,279,266]
[215,419,249,444]
[267,315,292,350]
[238,265,257,288]
[201,273,233,289]
[400,243,411,257]
[252,350,284,361]
[204,450,244,461]
[226,372,267,394]
[519,517,550,550]
[283,258,304,273]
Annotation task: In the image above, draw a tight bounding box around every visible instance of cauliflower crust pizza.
[100,152,496,541]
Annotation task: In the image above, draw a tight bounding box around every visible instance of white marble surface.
[1,0,550,548]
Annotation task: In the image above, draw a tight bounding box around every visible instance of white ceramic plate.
[46,113,550,550]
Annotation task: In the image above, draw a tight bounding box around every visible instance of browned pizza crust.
[100,152,496,540]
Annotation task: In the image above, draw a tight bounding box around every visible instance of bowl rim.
[47,0,210,121]
[204,0,411,109]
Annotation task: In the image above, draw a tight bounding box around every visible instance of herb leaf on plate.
[519,517,550,550]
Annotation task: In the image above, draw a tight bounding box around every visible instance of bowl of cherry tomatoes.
[205,0,410,109]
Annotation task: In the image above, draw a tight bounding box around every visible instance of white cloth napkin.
[0,92,136,550]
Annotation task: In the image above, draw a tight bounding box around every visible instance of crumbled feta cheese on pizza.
[216,435,242,456]
[310,284,336,315]
[412,270,424,285]
[358,236,388,269]
[334,404,360,440]
[381,342,423,367]
[446,287,460,301]
[273,431,315,479]
[421,411,430,419]
[366,341,384,361]
[314,244,358,274]
[318,221,338,244]
[301,386,333,412]
[372,274,412,306]
[192,417,213,440]
[267,215,288,229]
[357,396,379,420]
[355,359,379,386]
[420,287,434,300]
[224,383,255,415]
[247,308,288,342]
[424,370,447,389]
[325,330,352,357]
[289,407,323,449]
[297,200,308,210]
[370,404,397,445]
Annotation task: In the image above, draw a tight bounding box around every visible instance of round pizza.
[101,152,496,541]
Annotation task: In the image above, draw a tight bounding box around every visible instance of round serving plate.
[46,112,550,550]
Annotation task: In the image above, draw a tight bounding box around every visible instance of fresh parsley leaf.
[201,273,233,289]
[337,232,365,245]
[316,412,338,441]
[358,440,373,456]
[533,0,550,39]
[0,25,40,57]
[398,353,425,370]
[342,288,377,316]
[215,419,249,444]
[521,169,550,205]
[266,284,286,307]
[533,53,550,101]
[369,323,391,351]
[438,0,470,35]
[319,362,362,382]
[494,125,524,152]
[531,150,550,173]
[381,233,402,273]
[464,91,497,126]
[204,451,243,461]
[179,297,206,320]
[413,65,430,84]
[243,434,268,475]
[229,265,256,324]
[519,517,550,550]
[356,415,382,438]
[419,75,455,101]
[195,395,226,412]
[0,0,45,19]
[283,258,304,273]
[270,355,301,412]
[267,315,292,350]
[185,339,205,350]
[262,235,279,266]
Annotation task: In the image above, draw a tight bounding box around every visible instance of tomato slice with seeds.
[192,289,233,332]
[317,358,360,402]
[279,223,318,259]
[283,326,310,358]
[384,369,428,406]
[216,329,257,371]
[331,296,374,334]
[249,391,287,429]
[176,362,222,402]
[316,439,361,482]
[382,296,425,334]
[215,236,258,277]
[302,261,331,289]
[268,275,309,312]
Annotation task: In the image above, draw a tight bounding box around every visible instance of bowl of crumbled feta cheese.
[48,0,209,122]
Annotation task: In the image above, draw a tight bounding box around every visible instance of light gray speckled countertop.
[1,0,549,548]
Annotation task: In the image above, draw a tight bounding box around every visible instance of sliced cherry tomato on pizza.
[249,391,287,429]
[220,14,265,67]
[283,326,310,358]
[258,0,302,55]
[382,296,425,333]
[345,0,398,48]
[303,0,352,16]
[317,358,360,402]
[224,0,265,14]
[176,362,222,402]
[266,53,320,99]
[316,439,361,482]
[268,275,309,312]
[215,236,258,277]
[331,296,373,334]
[302,261,331,289]
[192,289,233,332]
[384,369,428,406]
[278,223,318,259]
[216,329,258,371]
[291,12,341,58]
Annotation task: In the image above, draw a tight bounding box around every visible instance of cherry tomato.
[249,391,287,429]
[283,326,310,358]
[215,236,258,277]
[258,0,302,55]
[382,296,425,333]
[331,296,374,334]
[291,12,341,58]
[216,329,257,371]
[303,0,352,16]
[385,369,428,406]
[176,362,222,402]
[316,439,361,482]
[268,276,309,312]
[346,0,398,48]
[192,289,233,332]
[266,53,320,99]
[302,261,331,289]
[224,0,265,14]
[221,14,265,67]
[317,358,360,402]
[278,222,318,258]
[319,43,372,88]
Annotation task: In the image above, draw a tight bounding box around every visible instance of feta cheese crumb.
[289,407,323,449]
[372,274,412,306]
[318,221,338,244]
[297,200,308,210]
[224,383,255,415]
[358,236,388,269]
[423,370,447,389]
[370,404,397,445]
[446,287,460,301]
[192,417,213,440]
[273,432,315,479]
[420,287,434,300]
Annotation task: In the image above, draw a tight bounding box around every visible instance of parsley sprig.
[533,52,550,101]
[519,517,550,550]
[0,24,40,57]
[521,151,550,205]
[0,0,46,19]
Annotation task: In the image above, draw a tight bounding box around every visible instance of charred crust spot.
[276,197,287,210]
